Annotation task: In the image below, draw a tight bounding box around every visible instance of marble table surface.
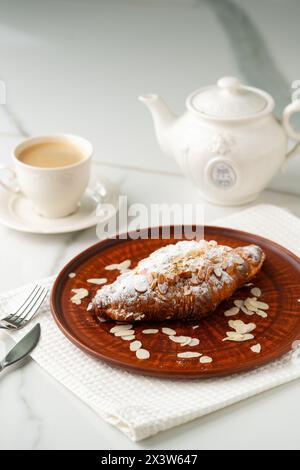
[1,0,300,450]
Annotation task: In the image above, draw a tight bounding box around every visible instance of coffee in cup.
[18,141,86,169]
[0,134,93,219]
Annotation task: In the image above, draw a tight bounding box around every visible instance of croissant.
[91,240,265,322]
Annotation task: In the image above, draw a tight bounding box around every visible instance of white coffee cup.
[0,134,92,218]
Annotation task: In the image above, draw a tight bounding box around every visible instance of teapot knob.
[217,76,241,92]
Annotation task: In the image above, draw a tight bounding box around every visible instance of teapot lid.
[186,77,274,120]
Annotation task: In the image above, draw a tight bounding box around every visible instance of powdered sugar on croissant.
[90,240,265,322]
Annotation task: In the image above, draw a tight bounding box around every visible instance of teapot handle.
[283,100,300,164]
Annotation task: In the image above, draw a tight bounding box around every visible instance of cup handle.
[0,166,20,193]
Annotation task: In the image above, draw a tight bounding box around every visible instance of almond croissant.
[90,240,265,322]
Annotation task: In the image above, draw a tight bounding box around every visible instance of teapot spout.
[139,94,176,155]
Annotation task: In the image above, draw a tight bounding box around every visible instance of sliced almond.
[68,272,76,278]
[234,300,244,308]
[181,338,192,346]
[239,322,257,334]
[252,300,269,310]
[130,340,142,351]
[256,309,268,318]
[200,356,213,364]
[119,259,131,272]
[134,275,149,293]
[134,313,145,321]
[114,329,135,337]
[177,352,202,358]
[244,298,269,316]
[105,259,131,272]
[228,320,256,335]
[169,335,191,344]
[228,319,242,331]
[87,278,107,285]
[142,329,159,334]
[105,263,119,271]
[158,283,168,295]
[188,338,200,347]
[251,343,262,354]
[192,325,199,330]
[251,287,262,297]
[214,266,222,277]
[244,298,258,312]
[162,327,176,336]
[110,324,133,334]
[224,306,240,317]
[136,349,150,360]
[223,332,254,342]
[121,335,135,341]
[247,296,258,303]
[241,304,254,315]
[70,288,89,305]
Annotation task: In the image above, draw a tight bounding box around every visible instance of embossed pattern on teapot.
[140,76,300,205]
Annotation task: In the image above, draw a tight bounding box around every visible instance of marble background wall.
[0,0,299,192]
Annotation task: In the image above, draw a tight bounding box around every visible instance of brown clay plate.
[50,226,300,379]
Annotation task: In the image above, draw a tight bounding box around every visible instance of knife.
[0,323,41,373]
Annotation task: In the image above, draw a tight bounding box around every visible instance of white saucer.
[0,178,119,234]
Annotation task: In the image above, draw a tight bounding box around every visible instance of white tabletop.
[0,0,300,450]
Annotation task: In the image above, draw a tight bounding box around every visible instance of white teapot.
[139,76,300,205]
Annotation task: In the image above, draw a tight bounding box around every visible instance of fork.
[0,285,48,330]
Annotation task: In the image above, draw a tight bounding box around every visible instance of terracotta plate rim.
[50,225,300,379]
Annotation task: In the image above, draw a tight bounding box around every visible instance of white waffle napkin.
[1,204,300,442]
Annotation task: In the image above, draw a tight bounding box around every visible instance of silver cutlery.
[0,323,41,374]
[0,285,48,330]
